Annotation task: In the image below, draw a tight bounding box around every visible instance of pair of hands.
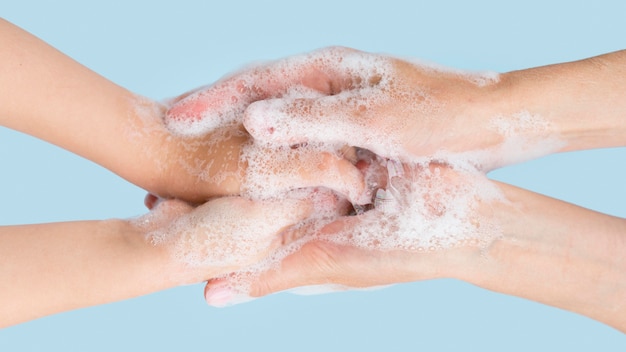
[5,18,623,329]
[150,47,516,304]
[134,47,626,332]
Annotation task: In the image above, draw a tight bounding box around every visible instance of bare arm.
[0,21,364,203]
[0,219,170,327]
[471,183,626,332]
[0,18,175,198]
[483,50,626,159]
[0,193,322,328]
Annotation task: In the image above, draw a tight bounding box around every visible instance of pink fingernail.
[205,287,235,307]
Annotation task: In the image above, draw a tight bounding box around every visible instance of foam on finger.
[239,141,367,203]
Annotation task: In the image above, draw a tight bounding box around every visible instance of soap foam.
[144,47,564,306]
[483,110,566,168]
[203,190,347,304]
[147,197,280,268]
[203,157,505,306]
[241,49,463,162]
[240,141,334,200]
[240,50,509,168]
[163,48,378,137]
[124,95,173,173]
[146,188,344,271]
[337,160,503,251]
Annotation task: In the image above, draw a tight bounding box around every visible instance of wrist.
[495,53,626,155]
[115,217,186,289]
[126,205,227,287]
[121,97,176,196]
[462,183,626,330]
[455,71,569,168]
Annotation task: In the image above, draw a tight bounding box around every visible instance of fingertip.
[244,99,314,145]
[144,193,159,210]
[204,279,256,307]
[243,100,295,143]
[166,95,208,122]
[325,155,369,205]
[204,282,235,307]
[289,151,367,206]
[242,100,273,138]
[151,198,194,219]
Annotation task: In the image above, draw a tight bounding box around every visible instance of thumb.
[203,216,365,306]
[243,95,406,159]
[165,46,372,136]
[241,143,369,204]
[204,239,349,306]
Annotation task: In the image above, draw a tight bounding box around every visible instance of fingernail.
[243,101,274,138]
[387,159,404,178]
[374,188,399,213]
[205,287,235,307]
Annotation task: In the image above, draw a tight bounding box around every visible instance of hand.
[168,46,509,166]
[236,48,626,169]
[138,188,349,286]
[0,21,364,205]
[158,90,367,204]
[205,166,626,333]
[203,163,502,305]
[204,212,483,305]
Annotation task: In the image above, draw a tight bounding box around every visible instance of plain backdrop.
[1,1,625,350]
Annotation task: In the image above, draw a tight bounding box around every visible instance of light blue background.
[1,0,625,350]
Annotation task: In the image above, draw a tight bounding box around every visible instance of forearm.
[492,50,626,152]
[0,19,182,196]
[0,220,174,327]
[468,183,626,331]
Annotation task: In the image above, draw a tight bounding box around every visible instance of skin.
[0,19,364,204]
[196,47,626,332]
[3,18,624,331]
[0,20,354,326]
[0,194,325,327]
[236,47,626,165]
[220,180,626,332]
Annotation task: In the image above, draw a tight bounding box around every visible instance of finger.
[203,189,351,307]
[220,189,341,247]
[143,193,159,210]
[204,277,257,307]
[243,95,406,159]
[134,198,195,233]
[247,210,425,298]
[203,215,365,306]
[165,47,388,135]
[203,240,352,307]
[155,192,327,282]
[195,194,318,244]
[241,143,369,204]
[251,240,353,297]
[149,198,195,219]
